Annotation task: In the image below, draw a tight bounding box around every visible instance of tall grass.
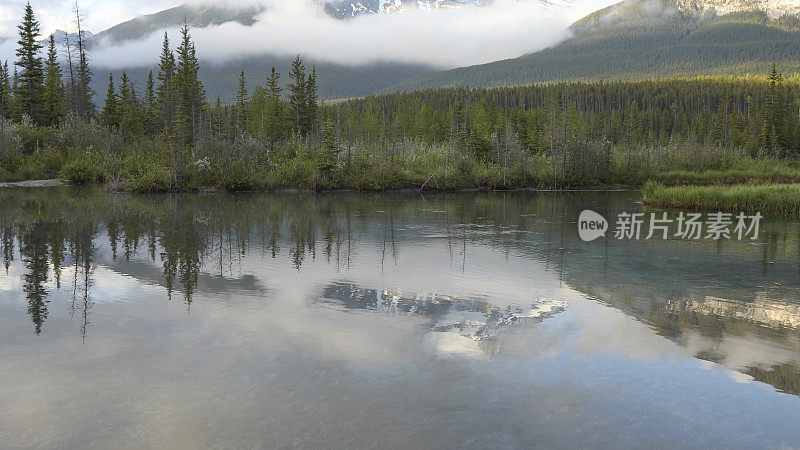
[642,182,800,216]
[4,114,800,192]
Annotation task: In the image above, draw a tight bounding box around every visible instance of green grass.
[642,182,800,216]
[651,162,800,186]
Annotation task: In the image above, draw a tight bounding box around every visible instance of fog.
[0,0,618,70]
[105,0,602,69]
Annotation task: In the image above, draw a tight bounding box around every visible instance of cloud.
[0,0,183,37]
[85,0,613,70]
[0,0,619,71]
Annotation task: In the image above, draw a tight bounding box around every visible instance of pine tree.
[101,73,118,129]
[15,2,45,124]
[43,35,65,126]
[156,32,176,130]
[0,61,11,120]
[236,70,248,133]
[288,55,307,136]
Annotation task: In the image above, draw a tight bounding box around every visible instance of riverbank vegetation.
[642,182,800,215]
[2,4,800,192]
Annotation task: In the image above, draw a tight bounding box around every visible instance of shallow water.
[1,187,799,448]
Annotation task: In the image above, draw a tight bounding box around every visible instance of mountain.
[675,0,800,17]
[323,0,488,17]
[323,0,574,18]
[386,0,800,92]
[90,4,263,44]
[83,3,432,100]
[93,58,430,103]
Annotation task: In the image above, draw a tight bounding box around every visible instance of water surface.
[1,187,800,448]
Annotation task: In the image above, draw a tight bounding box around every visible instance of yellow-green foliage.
[642,182,800,216]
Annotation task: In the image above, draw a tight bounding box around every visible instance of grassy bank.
[642,182,800,216]
[4,145,800,193]
[651,160,800,186]
[2,119,798,192]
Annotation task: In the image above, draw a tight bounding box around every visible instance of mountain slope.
[90,4,264,44]
[90,58,430,103]
[386,0,800,91]
[85,3,432,100]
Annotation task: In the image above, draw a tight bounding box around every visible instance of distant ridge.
[385,0,800,92]
[90,4,264,44]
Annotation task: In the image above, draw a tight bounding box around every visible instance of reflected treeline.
[1,187,800,395]
[1,186,572,336]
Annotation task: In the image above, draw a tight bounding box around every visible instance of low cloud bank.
[0,0,615,71]
[89,0,601,70]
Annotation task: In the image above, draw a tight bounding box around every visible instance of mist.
[85,0,611,70]
[0,0,618,73]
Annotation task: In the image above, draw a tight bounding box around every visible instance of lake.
[1,187,799,448]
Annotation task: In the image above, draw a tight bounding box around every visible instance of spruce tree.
[156,32,176,130]
[118,71,142,139]
[0,61,11,120]
[101,73,118,129]
[174,22,204,143]
[145,70,157,135]
[11,65,20,119]
[288,55,307,136]
[15,2,45,124]
[265,67,284,149]
[236,70,248,133]
[43,35,65,126]
[305,66,319,136]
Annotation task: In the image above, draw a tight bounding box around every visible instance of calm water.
[1,187,800,448]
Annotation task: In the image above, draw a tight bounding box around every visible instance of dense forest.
[2,2,800,191]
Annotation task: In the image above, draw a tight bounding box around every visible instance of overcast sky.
[0,0,183,37]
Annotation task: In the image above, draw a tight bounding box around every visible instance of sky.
[0,0,182,37]
[0,0,618,69]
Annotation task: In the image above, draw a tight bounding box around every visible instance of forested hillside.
[92,59,430,103]
[388,0,800,91]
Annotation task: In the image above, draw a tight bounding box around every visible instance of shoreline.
[0,179,635,193]
[0,179,66,188]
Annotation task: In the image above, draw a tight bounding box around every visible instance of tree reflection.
[2,187,800,397]
[19,222,50,335]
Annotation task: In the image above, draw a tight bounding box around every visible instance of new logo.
[578,210,608,242]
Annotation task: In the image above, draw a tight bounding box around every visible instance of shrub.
[213,158,261,191]
[124,166,172,192]
[59,156,105,183]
